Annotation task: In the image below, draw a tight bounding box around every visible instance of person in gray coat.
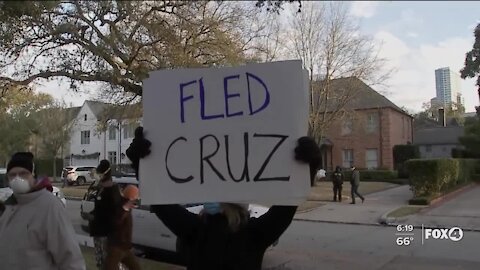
[350,166,365,204]
[0,152,86,270]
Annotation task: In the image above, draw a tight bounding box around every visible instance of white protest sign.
[140,60,310,205]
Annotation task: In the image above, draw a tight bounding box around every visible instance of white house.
[66,100,142,170]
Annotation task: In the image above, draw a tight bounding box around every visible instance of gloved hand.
[295,136,321,164]
[126,127,152,178]
[294,136,322,185]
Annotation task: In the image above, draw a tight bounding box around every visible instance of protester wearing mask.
[104,184,141,270]
[0,152,85,270]
[126,127,321,270]
[89,160,140,270]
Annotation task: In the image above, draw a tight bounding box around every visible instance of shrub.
[452,148,480,158]
[35,158,63,178]
[408,196,431,205]
[360,170,398,181]
[406,159,458,197]
[393,145,420,178]
[325,169,398,183]
[407,158,478,197]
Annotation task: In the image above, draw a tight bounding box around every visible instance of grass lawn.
[387,206,425,218]
[81,246,184,270]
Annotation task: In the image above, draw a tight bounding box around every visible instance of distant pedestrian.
[332,166,344,202]
[350,166,365,204]
[0,152,85,270]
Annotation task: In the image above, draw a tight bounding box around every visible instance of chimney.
[438,108,446,127]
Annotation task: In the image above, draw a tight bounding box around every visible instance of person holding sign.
[126,127,321,270]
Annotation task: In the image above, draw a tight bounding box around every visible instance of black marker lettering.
[166,137,194,183]
[253,134,290,182]
[200,134,226,184]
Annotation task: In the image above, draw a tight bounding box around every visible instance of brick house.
[317,78,413,170]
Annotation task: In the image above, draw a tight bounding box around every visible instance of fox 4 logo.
[424,227,463,242]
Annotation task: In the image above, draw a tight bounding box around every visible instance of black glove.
[294,136,322,185]
[126,127,152,178]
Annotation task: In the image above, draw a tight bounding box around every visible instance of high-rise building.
[435,67,462,108]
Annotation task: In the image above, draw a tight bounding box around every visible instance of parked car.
[80,176,274,255]
[0,168,67,206]
[62,166,96,186]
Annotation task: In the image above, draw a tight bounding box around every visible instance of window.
[341,119,353,136]
[123,123,137,139]
[342,149,354,168]
[81,130,90,145]
[426,145,432,153]
[84,114,87,121]
[402,117,405,139]
[108,151,117,165]
[108,125,116,140]
[366,113,378,133]
[365,149,378,169]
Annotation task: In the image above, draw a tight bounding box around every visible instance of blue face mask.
[203,202,221,215]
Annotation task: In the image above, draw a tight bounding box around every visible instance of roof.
[314,77,409,116]
[413,117,461,130]
[82,100,142,121]
[413,126,465,145]
[65,106,81,122]
[85,100,109,119]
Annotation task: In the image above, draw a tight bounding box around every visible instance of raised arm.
[248,205,297,247]
[249,136,321,247]
[150,204,202,238]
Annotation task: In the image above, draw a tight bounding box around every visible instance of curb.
[378,206,423,225]
[293,217,385,227]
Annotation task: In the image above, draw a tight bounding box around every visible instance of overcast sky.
[36,1,480,113]
[348,1,480,113]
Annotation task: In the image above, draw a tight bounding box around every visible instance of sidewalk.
[294,185,413,225]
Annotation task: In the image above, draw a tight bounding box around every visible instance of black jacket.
[332,171,343,185]
[89,184,123,237]
[150,205,297,270]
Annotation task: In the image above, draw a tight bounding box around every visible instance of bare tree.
[287,2,389,143]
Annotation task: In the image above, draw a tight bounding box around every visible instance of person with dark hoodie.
[90,159,141,270]
[126,127,321,270]
[332,166,344,202]
[0,152,85,270]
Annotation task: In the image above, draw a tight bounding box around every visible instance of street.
[66,199,480,270]
[265,221,480,270]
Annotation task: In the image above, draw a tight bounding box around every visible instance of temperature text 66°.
[396,237,414,246]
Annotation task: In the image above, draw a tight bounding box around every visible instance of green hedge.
[35,158,63,178]
[452,148,480,158]
[393,144,420,179]
[360,170,398,181]
[406,158,478,198]
[326,170,398,182]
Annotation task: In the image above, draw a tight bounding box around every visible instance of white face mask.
[9,176,32,194]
